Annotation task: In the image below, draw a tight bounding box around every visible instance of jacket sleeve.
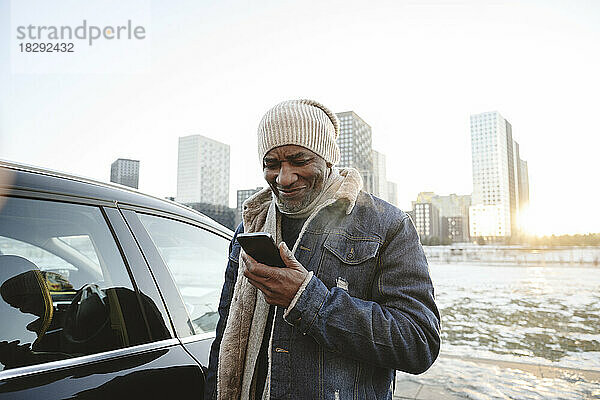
[203,223,243,400]
[283,215,441,374]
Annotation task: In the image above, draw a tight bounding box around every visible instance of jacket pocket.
[323,233,380,265]
[320,233,381,298]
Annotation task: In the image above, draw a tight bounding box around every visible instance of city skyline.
[0,106,588,237]
[2,1,599,235]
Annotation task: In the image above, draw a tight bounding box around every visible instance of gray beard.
[277,191,318,213]
[274,169,335,218]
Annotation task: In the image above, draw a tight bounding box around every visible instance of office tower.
[387,181,398,207]
[416,192,471,217]
[335,111,374,193]
[442,216,466,243]
[110,158,140,189]
[518,159,529,209]
[415,192,471,242]
[371,150,387,199]
[371,149,399,206]
[512,140,530,222]
[469,111,529,239]
[513,140,522,220]
[413,202,440,238]
[176,135,230,206]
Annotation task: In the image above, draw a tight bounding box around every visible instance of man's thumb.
[279,242,296,264]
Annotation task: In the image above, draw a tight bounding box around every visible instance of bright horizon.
[1,0,599,236]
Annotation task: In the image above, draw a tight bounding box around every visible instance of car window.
[0,235,104,284]
[58,235,101,267]
[0,236,78,274]
[138,214,229,335]
[0,197,156,372]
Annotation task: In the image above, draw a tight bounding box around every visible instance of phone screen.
[237,232,286,267]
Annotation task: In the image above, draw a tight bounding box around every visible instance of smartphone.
[236,232,286,267]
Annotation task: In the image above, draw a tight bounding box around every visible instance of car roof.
[0,160,233,237]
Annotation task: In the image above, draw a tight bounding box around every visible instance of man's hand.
[243,242,309,307]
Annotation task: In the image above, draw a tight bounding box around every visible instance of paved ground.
[393,355,600,400]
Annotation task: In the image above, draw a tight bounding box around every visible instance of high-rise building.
[469,205,505,237]
[110,158,140,189]
[518,159,529,210]
[414,192,471,242]
[335,111,374,193]
[176,135,230,206]
[469,111,529,239]
[442,216,466,243]
[416,192,471,215]
[413,202,440,239]
[513,140,522,221]
[512,140,530,223]
[371,150,387,199]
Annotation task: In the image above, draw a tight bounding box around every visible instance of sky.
[1,0,599,235]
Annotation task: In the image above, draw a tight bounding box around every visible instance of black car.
[0,160,232,399]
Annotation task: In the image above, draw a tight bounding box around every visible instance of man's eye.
[264,161,279,168]
[292,159,309,166]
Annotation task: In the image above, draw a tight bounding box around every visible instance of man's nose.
[276,163,298,187]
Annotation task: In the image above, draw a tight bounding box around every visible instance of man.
[205,99,440,400]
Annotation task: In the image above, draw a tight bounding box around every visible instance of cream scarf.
[217,167,363,400]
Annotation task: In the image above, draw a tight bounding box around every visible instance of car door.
[0,195,204,399]
[119,209,230,369]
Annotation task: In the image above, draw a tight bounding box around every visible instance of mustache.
[275,185,306,191]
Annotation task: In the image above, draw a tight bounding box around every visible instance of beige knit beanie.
[257,99,340,166]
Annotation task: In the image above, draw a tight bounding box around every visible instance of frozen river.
[398,263,600,399]
[431,263,600,369]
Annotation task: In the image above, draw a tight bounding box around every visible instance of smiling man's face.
[263,145,329,213]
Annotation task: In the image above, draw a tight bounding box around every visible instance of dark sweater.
[254,214,307,398]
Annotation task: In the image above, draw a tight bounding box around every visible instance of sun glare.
[519,203,582,237]
[518,206,540,236]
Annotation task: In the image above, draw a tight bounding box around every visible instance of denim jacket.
[205,192,441,400]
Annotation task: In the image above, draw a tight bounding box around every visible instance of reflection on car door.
[126,211,230,367]
[0,196,204,399]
